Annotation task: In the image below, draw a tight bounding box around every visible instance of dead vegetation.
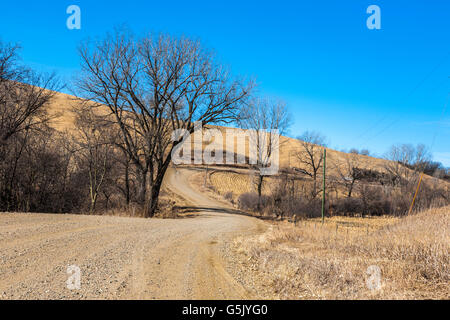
[207,147,449,219]
[0,32,252,217]
[229,206,449,299]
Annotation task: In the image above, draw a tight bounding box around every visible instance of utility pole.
[409,86,450,214]
[321,148,327,224]
[408,172,424,215]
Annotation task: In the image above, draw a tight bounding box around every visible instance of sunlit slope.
[46,90,446,185]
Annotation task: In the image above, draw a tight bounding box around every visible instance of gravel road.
[0,167,264,300]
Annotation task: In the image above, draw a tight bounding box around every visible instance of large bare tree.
[75,30,253,217]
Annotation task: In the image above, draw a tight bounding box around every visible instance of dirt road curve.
[0,168,263,299]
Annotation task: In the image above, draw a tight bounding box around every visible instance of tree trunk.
[137,168,148,206]
[147,184,160,218]
[146,162,171,218]
[257,174,264,211]
[90,193,97,213]
[347,181,355,198]
[124,161,130,205]
[312,172,317,199]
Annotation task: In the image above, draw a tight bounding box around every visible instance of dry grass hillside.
[47,91,109,132]
[47,90,426,175]
[46,90,449,216]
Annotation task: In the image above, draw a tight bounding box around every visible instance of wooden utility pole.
[408,172,424,215]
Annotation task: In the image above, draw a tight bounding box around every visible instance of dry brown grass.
[229,206,449,299]
[46,90,431,176]
[209,170,276,197]
[46,90,449,193]
[208,169,335,204]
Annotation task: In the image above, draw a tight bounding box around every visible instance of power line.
[430,90,450,151]
[407,85,449,215]
[354,51,450,149]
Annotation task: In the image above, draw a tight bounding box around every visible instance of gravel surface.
[0,168,265,300]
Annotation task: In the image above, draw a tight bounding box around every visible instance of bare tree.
[239,98,291,210]
[295,131,327,198]
[384,143,432,186]
[113,146,134,205]
[0,41,20,80]
[413,144,432,171]
[333,152,366,198]
[75,30,253,217]
[0,41,63,212]
[0,41,59,146]
[73,106,116,213]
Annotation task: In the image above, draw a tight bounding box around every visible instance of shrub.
[224,191,233,202]
[237,192,270,211]
[331,198,364,216]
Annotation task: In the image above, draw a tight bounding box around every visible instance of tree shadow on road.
[175,205,256,218]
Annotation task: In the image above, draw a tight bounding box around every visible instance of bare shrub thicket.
[0,126,87,212]
[237,173,325,219]
[237,192,270,213]
[0,41,82,212]
[0,41,136,214]
[328,143,449,217]
[236,143,448,218]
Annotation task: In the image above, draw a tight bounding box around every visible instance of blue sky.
[1,0,449,165]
